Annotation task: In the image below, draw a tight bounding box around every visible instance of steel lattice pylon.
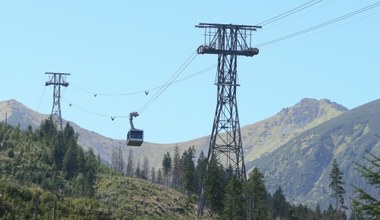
[45,72,70,130]
[195,23,260,217]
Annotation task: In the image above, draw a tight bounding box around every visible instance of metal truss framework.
[45,72,70,130]
[196,23,260,217]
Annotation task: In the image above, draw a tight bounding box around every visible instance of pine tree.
[205,157,225,216]
[117,146,124,173]
[315,202,322,220]
[111,146,124,173]
[322,204,335,220]
[162,152,172,187]
[126,148,134,177]
[272,186,287,220]
[157,168,163,185]
[150,167,156,183]
[111,148,118,171]
[329,159,346,220]
[182,146,196,196]
[77,147,85,173]
[111,147,124,173]
[83,148,97,197]
[142,157,149,180]
[223,176,245,220]
[245,167,269,220]
[135,158,141,178]
[61,123,78,177]
[172,145,182,190]
[54,133,65,170]
[74,173,86,197]
[62,139,78,179]
[352,153,380,219]
[195,151,207,194]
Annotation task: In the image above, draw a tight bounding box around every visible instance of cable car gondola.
[127,112,143,146]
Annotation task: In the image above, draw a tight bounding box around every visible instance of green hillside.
[0,120,197,219]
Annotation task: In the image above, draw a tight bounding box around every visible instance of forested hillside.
[0,119,197,219]
[1,99,379,219]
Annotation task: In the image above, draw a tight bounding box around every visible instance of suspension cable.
[138,51,198,114]
[256,2,380,48]
[257,0,324,26]
[70,63,214,97]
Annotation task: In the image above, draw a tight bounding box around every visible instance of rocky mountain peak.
[278,98,348,127]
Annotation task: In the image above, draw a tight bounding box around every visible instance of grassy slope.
[96,175,197,219]
[0,175,197,219]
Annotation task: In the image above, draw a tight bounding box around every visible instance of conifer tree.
[245,167,269,220]
[329,159,346,220]
[126,148,134,177]
[135,158,141,178]
[172,145,182,190]
[162,152,172,187]
[157,168,163,185]
[111,146,124,173]
[111,148,117,171]
[150,167,156,183]
[142,157,149,180]
[223,176,245,220]
[74,173,86,197]
[117,146,124,173]
[182,146,196,196]
[196,151,207,194]
[353,153,380,219]
[63,138,78,179]
[83,148,97,197]
[205,157,225,216]
[54,133,65,170]
[315,202,322,220]
[272,186,287,220]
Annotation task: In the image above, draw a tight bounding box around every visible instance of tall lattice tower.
[45,72,70,130]
[196,23,260,216]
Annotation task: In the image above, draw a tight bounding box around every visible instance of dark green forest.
[0,119,196,219]
[153,147,347,220]
[123,144,379,219]
[0,119,110,218]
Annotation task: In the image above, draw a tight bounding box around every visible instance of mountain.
[0,100,214,169]
[0,98,346,170]
[242,98,347,162]
[248,99,380,209]
[0,98,354,209]
[0,99,46,129]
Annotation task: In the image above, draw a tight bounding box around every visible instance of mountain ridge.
[0,97,355,208]
[248,99,380,209]
[0,98,347,169]
[242,98,347,162]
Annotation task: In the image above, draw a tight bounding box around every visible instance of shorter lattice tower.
[45,72,70,130]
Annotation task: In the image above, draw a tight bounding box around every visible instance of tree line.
[112,144,380,219]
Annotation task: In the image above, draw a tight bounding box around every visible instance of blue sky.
[1,1,379,143]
